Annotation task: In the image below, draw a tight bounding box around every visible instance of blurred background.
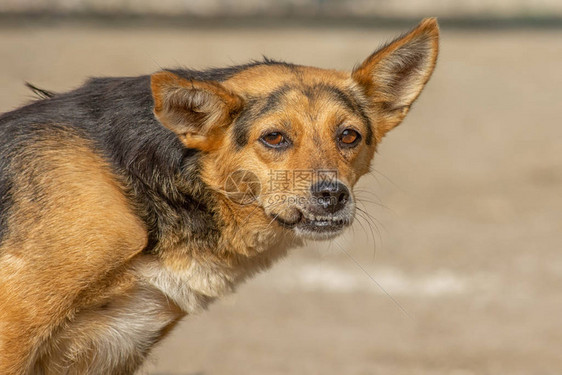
[1,1,562,374]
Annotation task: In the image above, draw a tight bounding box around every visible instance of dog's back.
[0,80,151,373]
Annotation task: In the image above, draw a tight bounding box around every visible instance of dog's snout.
[310,181,350,213]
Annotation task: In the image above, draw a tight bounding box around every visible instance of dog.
[0,18,439,374]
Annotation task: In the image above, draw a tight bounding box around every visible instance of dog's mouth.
[272,209,352,239]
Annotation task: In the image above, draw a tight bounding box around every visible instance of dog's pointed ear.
[352,18,439,139]
[151,71,243,151]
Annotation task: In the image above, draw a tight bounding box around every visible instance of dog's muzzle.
[273,180,354,240]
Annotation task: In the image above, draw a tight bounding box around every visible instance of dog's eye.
[261,132,289,148]
[338,129,361,147]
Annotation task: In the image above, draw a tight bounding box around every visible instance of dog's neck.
[136,188,300,315]
[124,144,302,315]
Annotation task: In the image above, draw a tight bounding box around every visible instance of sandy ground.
[1,22,561,374]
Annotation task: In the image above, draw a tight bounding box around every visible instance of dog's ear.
[151,71,243,151]
[352,18,439,140]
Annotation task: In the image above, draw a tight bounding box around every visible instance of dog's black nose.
[310,181,350,213]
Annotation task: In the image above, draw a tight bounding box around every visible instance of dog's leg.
[33,281,184,375]
[0,130,148,374]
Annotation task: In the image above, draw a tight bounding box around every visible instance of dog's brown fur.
[0,19,438,374]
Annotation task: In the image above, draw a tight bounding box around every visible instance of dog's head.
[151,19,439,241]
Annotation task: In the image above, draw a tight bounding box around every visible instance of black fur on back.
[0,59,291,251]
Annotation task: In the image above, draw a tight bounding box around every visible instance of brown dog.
[0,19,439,374]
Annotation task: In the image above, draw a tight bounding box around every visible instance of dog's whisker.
[353,195,389,210]
[355,206,385,257]
[264,211,282,231]
[331,240,413,321]
[368,168,404,192]
[356,206,385,236]
[354,210,380,262]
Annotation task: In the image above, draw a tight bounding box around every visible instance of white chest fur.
[135,240,292,314]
